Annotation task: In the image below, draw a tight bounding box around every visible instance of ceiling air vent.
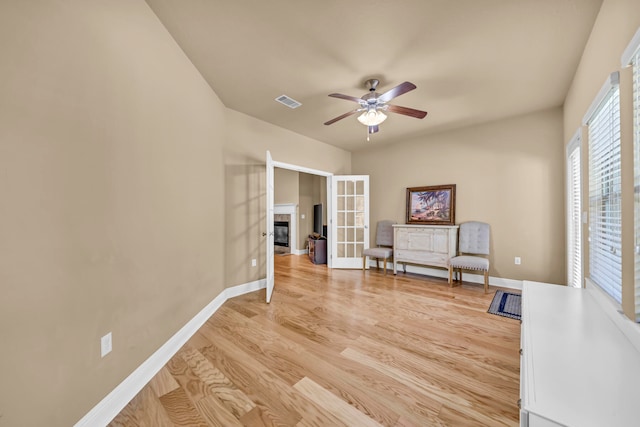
[275,94,302,109]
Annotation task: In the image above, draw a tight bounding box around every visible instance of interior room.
[273,169,327,257]
[2,0,640,426]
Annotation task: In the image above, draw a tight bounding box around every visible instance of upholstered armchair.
[448,221,491,293]
[362,220,396,275]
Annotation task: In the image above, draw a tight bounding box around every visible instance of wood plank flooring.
[109,255,521,426]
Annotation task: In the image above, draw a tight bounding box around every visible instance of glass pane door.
[331,175,369,268]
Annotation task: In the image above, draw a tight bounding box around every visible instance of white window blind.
[633,50,640,321]
[587,76,622,303]
[567,135,582,288]
[623,27,640,321]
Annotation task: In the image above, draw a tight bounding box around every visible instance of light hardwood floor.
[110,255,521,426]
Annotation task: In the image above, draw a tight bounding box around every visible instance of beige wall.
[352,108,565,284]
[223,109,350,288]
[273,170,327,251]
[312,175,328,233]
[299,174,327,247]
[563,0,640,318]
[298,173,314,248]
[0,1,226,426]
[274,168,300,206]
[317,175,328,226]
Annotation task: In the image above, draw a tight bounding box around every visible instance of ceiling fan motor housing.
[362,79,382,107]
[362,93,380,104]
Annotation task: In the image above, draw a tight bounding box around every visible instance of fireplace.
[274,206,296,254]
[274,221,289,247]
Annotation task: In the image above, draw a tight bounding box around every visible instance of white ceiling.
[145,0,603,152]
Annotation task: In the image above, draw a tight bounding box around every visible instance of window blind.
[623,27,640,321]
[567,137,582,288]
[633,51,640,321]
[588,80,622,303]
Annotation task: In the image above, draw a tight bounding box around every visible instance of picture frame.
[406,184,456,225]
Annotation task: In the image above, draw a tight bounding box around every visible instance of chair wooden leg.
[362,255,366,271]
[448,266,453,286]
[383,257,387,275]
[484,271,489,293]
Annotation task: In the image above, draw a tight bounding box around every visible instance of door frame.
[266,155,372,301]
[272,161,333,266]
[266,154,334,292]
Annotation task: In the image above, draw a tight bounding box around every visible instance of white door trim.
[266,157,335,274]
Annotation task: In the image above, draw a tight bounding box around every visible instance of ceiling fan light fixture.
[357,109,387,126]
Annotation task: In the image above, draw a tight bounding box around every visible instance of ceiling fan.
[324,79,428,138]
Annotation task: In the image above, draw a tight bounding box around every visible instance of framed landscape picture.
[406,184,456,225]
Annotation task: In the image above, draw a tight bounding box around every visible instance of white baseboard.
[74,279,266,427]
[225,278,266,299]
[368,260,523,291]
[276,249,307,256]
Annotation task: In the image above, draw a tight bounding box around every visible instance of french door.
[330,175,370,269]
[265,151,274,302]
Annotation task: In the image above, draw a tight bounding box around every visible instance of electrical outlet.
[301,214,305,219]
[251,258,257,267]
[515,257,521,265]
[101,332,112,357]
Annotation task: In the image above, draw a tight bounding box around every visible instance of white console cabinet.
[520,281,640,427]
[392,224,458,274]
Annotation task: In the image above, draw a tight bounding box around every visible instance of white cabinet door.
[432,228,450,253]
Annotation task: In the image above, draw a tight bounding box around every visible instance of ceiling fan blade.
[368,125,379,134]
[377,81,417,103]
[324,109,360,125]
[328,93,363,103]
[387,104,428,119]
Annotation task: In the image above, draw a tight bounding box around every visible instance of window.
[584,72,621,303]
[634,52,640,321]
[624,29,640,320]
[566,132,582,288]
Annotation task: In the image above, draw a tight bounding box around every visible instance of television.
[313,203,323,236]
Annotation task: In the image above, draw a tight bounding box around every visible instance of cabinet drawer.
[396,250,447,266]
[395,228,450,253]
